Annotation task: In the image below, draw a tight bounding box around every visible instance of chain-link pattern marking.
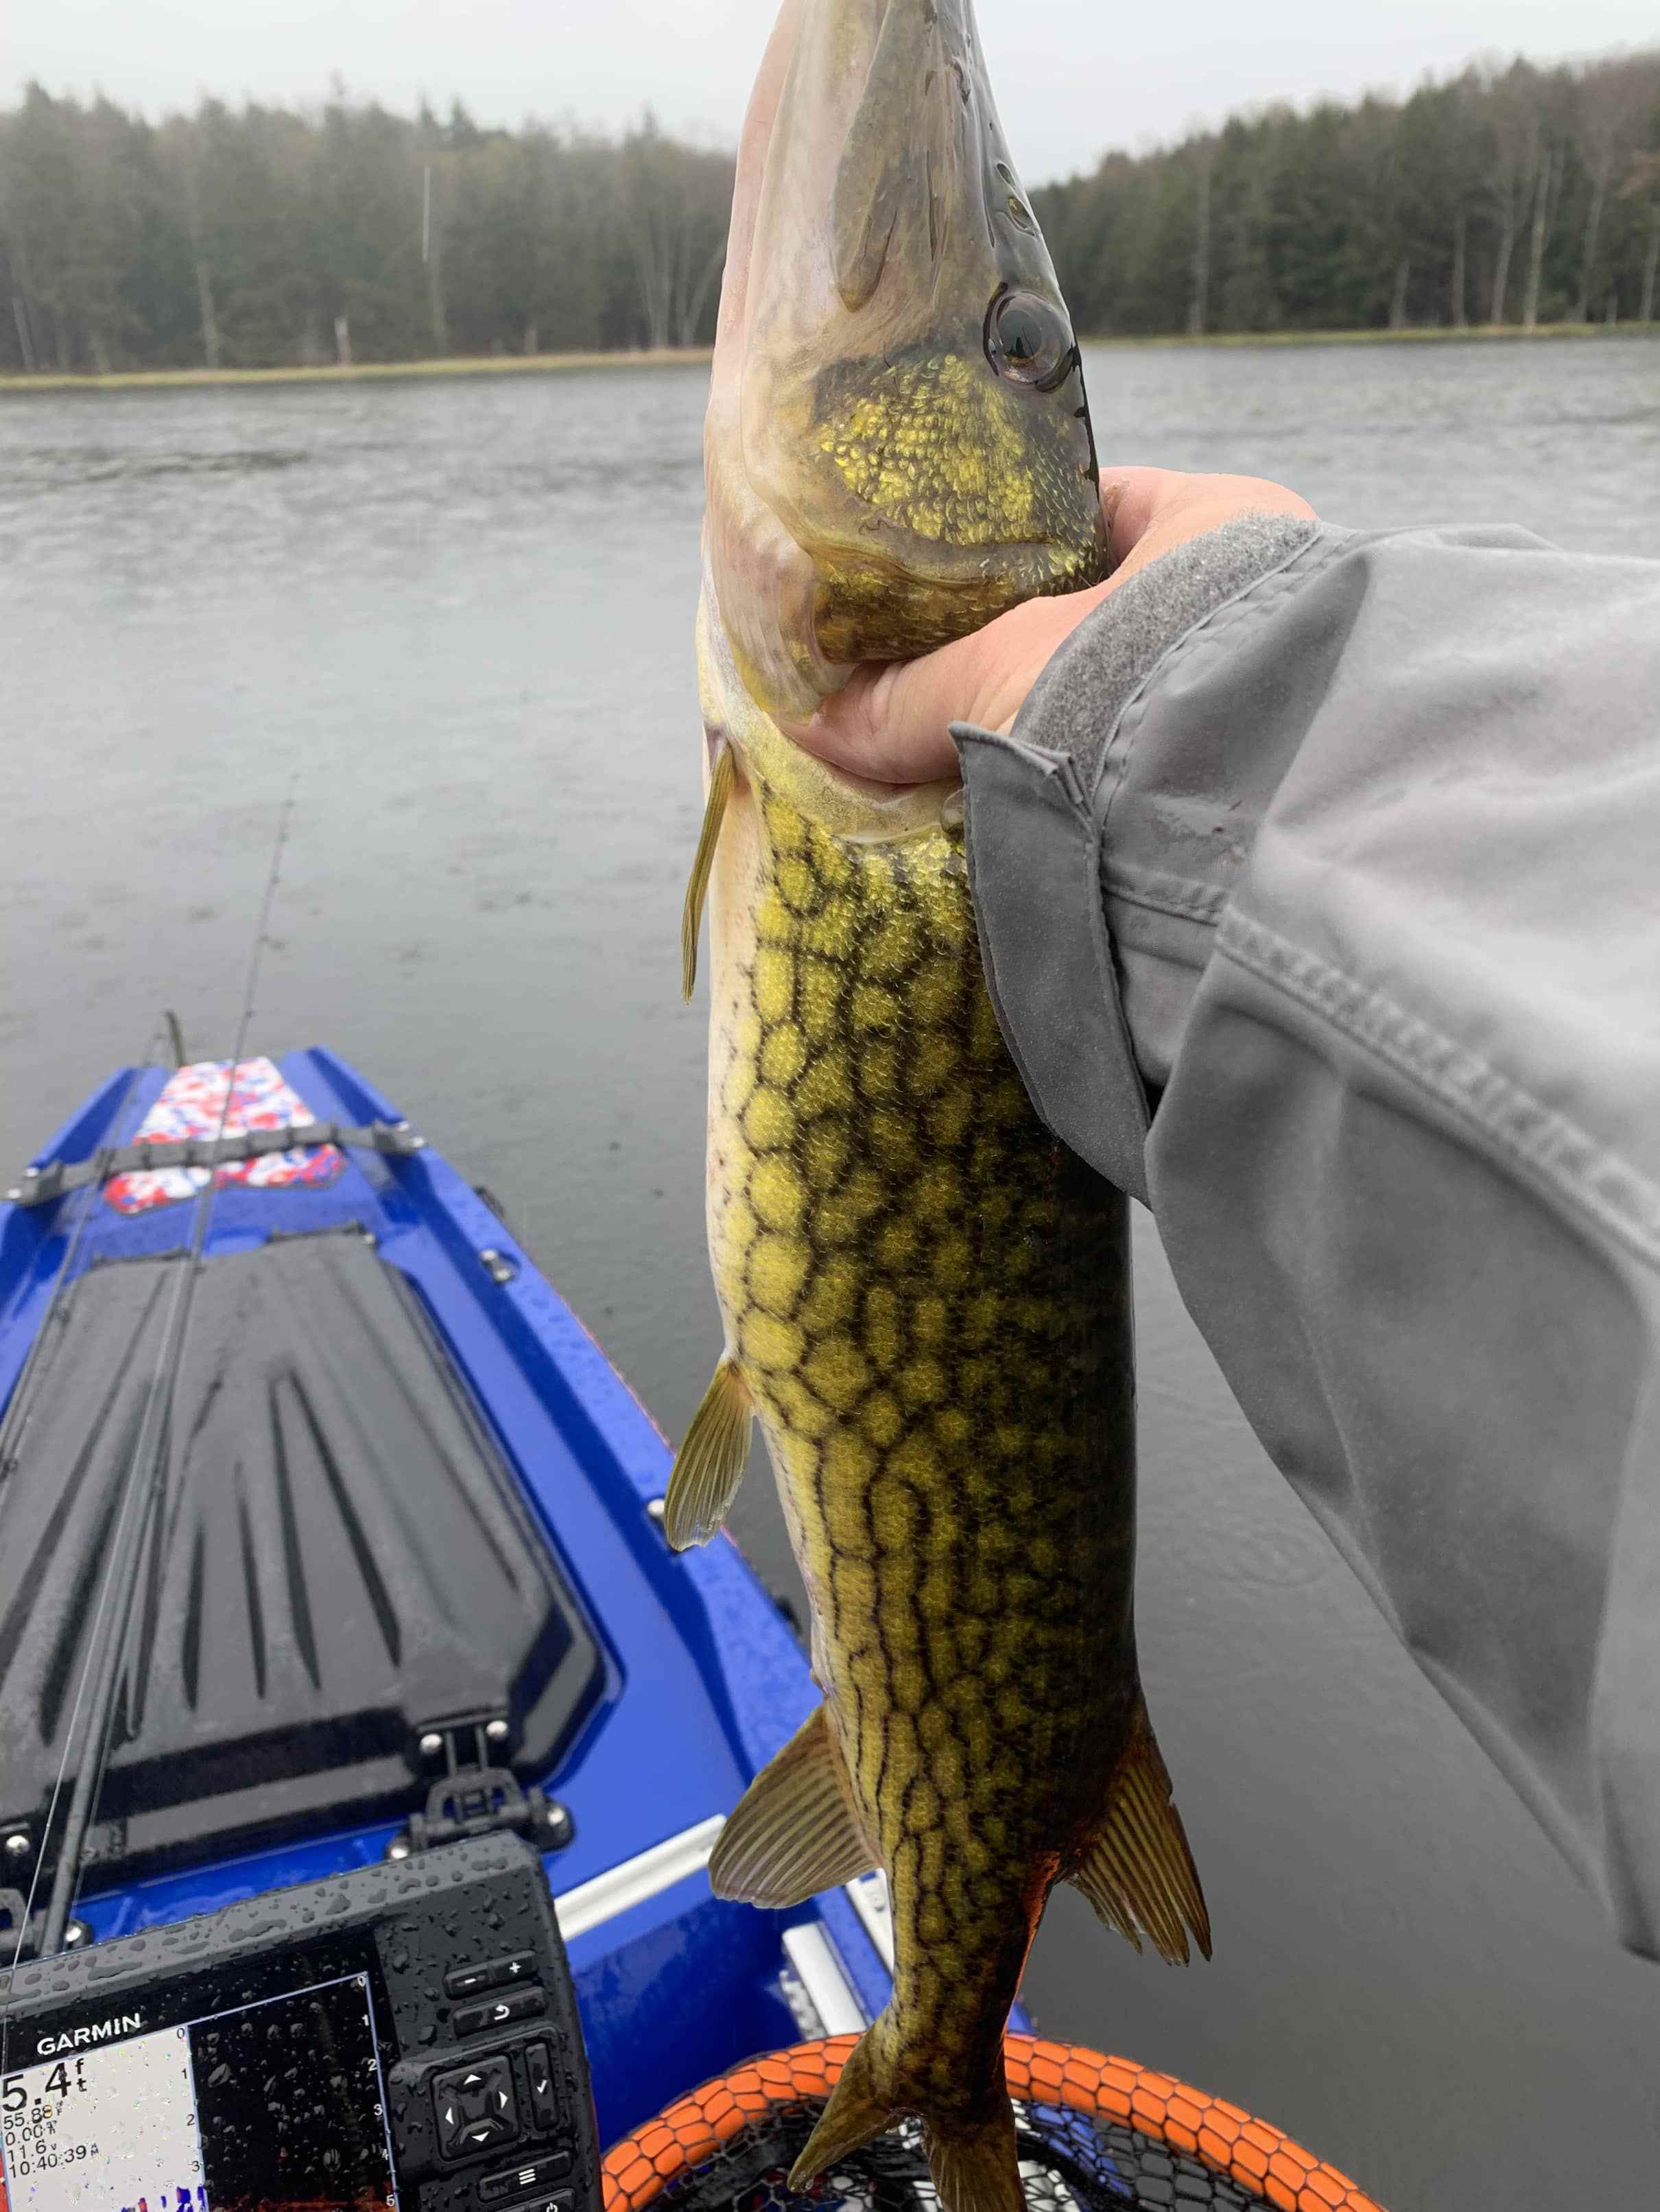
[704,764,1141,2119]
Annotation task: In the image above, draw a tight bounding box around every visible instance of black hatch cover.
[0,1232,602,1881]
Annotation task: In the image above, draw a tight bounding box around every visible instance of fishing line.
[0,779,300,2059]
[41,777,299,1960]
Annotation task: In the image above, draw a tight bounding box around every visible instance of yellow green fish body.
[669,7,1209,2209]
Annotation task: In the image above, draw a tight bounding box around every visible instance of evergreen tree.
[0,50,1655,375]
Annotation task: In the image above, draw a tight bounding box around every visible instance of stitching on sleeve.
[1219,908,1660,1273]
[1102,860,1230,928]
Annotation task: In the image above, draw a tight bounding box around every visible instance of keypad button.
[453,1984,547,2038]
[446,1964,495,2002]
[523,2042,563,2134]
[477,2155,572,2204]
[432,2055,520,2160]
[447,1953,539,2001]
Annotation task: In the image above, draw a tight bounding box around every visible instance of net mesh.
[602,2036,1386,2212]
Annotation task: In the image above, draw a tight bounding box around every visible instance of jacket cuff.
[952,727,1152,1201]
[953,513,1323,1196]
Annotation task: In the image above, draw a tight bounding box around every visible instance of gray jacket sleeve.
[953,517,1660,1961]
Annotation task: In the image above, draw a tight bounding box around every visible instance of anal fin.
[682,737,735,1001]
[665,1354,752,1550]
[709,1703,876,1907]
[1069,1700,1211,1965]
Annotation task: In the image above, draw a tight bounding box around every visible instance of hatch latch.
[388,1718,573,1859]
[387,1769,573,1859]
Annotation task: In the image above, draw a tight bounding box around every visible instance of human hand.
[782,467,1316,784]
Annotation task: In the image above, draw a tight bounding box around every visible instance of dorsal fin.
[1068,1700,1211,1964]
[709,1703,876,1907]
[682,738,736,1001]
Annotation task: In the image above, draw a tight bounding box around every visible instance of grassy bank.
[1,321,1654,395]
[0,346,713,395]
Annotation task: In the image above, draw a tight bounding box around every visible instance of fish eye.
[984,290,1075,392]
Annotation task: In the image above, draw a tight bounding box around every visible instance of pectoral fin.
[682,737,736,1001]
[709,1703,876,1907]
[1069,1702,1211,1965]
[664,1353,753,1550]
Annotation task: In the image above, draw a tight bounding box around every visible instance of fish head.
[707,0,1109,725]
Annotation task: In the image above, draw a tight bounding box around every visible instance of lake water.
[3,336,1659,2212]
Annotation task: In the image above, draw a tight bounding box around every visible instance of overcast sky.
[12,0,1658,181]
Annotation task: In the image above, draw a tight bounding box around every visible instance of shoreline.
[0,322,1653,394]
[0,346,714,395]
[1082,321,1660,349]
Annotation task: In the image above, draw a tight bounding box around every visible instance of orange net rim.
[602,2032,1387,2212]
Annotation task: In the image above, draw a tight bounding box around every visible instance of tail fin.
[923,2104,1023,2212]
[791,2029,1023,2212]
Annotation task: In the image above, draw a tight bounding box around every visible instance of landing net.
[602,2036,1386,2212]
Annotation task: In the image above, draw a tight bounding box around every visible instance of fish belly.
[704,737,1138,2104]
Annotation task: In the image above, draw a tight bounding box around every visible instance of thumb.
[783,586,1111,784]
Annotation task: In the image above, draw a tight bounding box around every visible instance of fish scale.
[711,771,1138,2117]
[687,722,1194,2111]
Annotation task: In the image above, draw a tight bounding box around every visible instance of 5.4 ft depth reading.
[1,1975,397,2212]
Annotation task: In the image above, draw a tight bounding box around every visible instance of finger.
[1096,466,1184,562]
[1098,466,1315,573]
[779,654,966,784]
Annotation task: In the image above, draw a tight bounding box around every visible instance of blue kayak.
[0,1047,898,2146]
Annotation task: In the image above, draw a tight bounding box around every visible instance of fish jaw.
[707,0,1108,721]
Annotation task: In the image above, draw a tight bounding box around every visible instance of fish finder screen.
[0,1973,396,2212]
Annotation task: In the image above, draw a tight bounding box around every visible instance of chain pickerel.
[670,7,1210,2210]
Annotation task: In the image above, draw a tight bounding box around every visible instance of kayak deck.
[0,1227,601,1883]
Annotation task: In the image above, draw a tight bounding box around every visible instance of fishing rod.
[0,1014,178,2078]
[0,1019,170,1503]
[5,784,298,1968]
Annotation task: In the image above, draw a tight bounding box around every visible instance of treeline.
[0,89,733,373]
[1036,53,1660,336]
[1,51,1658,375]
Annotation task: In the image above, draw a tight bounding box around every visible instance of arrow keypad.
[433,2054,521,2161]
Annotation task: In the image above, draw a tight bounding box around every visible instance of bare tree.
[1574,60,1659,319]
[619,114,731,350]
[1622,150,1660,323]
[1521,142,1560,330]
[1483,63,1544,325]
[1187,140,1212,336]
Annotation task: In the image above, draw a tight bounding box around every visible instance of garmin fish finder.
[0,1839,599,2212]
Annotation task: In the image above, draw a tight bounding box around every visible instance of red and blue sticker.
[104,1058,344,1215]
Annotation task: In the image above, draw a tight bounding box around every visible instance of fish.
[669,6,1211,2211]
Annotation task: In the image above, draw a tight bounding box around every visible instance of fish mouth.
[705,0,1108,724]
